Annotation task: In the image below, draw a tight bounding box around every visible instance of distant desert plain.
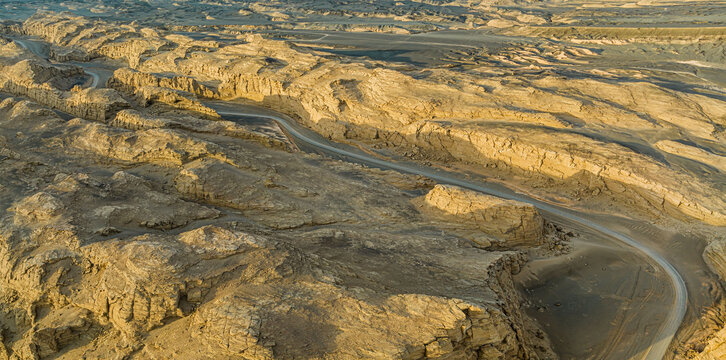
[0,0,724,359]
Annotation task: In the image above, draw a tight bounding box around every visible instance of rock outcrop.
[704,239,726,283]
[132,85,220,119]
[693,239,726,360]
[1,5,723,359]
[108,67,218,99]
[68,121,228,166]
[694,327,726,360]
[420,184,545,247]
[655,140,726,173]
[110,109,291,150]
[0,54,129,121]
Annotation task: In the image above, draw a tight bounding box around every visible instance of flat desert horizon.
[0,0,724,359]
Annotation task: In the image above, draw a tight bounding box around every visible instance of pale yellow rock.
[111,109,177,130]
[109,67,218,99]
[655,140,726,172]
[189,294,273,359]
[178,226,268,257]
[133,85,220,118]
[174,158,261,209]
[694,326,726,360]
[488,19,517,28]
[16,11,724,226]
[0,57,129,120]
[69,121,227,165]
[14,307,91,359]
[11,192,64,225]
[704,239,726,282]
[422,184,544,246]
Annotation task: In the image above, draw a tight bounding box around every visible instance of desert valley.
[0,0,724,359]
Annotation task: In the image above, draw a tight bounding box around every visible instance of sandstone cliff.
[704,239,726,292]
[694,327,726,360]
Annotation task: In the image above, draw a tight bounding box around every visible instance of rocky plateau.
[0,0,724,359]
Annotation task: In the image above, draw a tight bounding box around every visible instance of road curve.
[87,71,100,88]
[13,38,99,88]
[7,35,687,358]
[13,39,44,59]
[217,109,687,360]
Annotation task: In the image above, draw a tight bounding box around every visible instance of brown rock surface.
[0,45,129,121]
[420,184,545,247]
[704,239,726,283]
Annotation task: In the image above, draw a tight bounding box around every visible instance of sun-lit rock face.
[694,326,726,360]
[423,184,545,247]
[68,121,228,166]
[655,140,726,173]
[0,55,129,121]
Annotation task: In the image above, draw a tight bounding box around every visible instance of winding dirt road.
[10,34,688,359]
[215,108,687,360]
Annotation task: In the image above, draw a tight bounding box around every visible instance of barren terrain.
[0,0,724,359]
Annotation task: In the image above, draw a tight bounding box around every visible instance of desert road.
[10,33,688,359]
[215,108,688,360]
[14,38,99,88]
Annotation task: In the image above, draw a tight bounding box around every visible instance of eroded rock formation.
[0,43,128,121]
[0,4,724,359]
[10,11,722,225]
[419,184,545,248]
[0,93,556,358]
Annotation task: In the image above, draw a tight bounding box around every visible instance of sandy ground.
[518,213,720,360]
